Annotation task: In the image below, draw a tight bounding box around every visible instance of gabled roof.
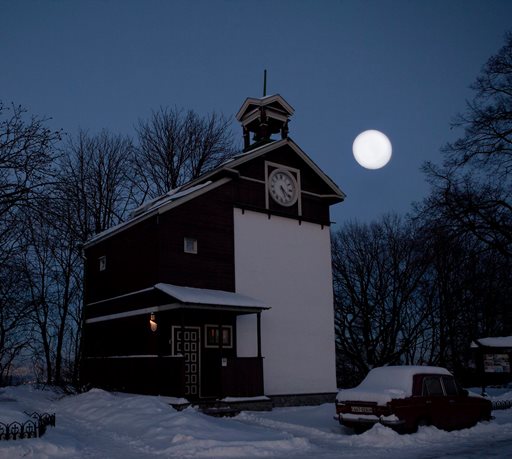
[83,178,231,248]
[84,137,345,248]
[470,336,512,348]
[236,94,294,122]
[85,283,269,323]
[129,181,212,219]
[194,137,346,199]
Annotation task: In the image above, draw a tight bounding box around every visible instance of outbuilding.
[470,336,512,389]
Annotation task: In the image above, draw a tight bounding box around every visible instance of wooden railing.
[83,355,264,399]
[82,355,184,396]
[221,357,264,398]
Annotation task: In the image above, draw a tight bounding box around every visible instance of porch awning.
[155,283,268,313]
[85,283,269,324]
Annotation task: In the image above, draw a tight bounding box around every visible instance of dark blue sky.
[2,0,511,226]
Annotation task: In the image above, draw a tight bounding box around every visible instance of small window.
[423,376,444,396]
[205,325,232,348]
[98,256,106,271]
[184,237,198,254]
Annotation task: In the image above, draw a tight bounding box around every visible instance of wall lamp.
[149,313,158,332]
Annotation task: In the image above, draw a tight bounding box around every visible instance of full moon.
[352,130,392,170]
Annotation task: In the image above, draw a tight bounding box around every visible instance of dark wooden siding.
[221,357,264,397]
[236,144,335,195]
[85,182,236,304]
[83,315,159,357]
[233,144,334,225]
[82,356,184,396]
[82,309,241,398]
[157,183,235,292]
[85,216,159,304]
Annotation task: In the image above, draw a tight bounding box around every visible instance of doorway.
[172,326,201,397]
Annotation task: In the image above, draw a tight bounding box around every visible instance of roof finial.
[263,69,267,97]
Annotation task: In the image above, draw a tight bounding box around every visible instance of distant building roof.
[471,336,512,348]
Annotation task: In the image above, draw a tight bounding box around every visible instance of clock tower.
[233,94,344,398]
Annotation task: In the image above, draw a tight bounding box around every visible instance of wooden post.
[257,312,262,358]
[257,312,264,395]
[218,314,224,397]
[180,310,185,397]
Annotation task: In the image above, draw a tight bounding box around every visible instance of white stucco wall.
[234,208,337,395]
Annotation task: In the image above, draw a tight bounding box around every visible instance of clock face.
[268,169,298,207]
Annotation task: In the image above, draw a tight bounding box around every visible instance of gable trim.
[233,139,344,198]
[87,286,154,307]
[186,138,345,200]
[86,301,268,324]
[235,94,295,121]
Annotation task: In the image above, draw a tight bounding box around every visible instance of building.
[470,336,512,390]
[81,94,345,405]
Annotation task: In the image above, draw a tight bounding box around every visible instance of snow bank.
[1,385,512,459]
[0,387,313,459]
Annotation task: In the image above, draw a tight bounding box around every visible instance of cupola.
[236,94,294,152]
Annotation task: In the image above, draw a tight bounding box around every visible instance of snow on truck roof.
[336,366,452,404]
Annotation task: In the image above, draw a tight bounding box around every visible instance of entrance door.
[172,327,201,397]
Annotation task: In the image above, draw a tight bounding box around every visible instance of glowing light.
[352,130,392,170]
[150,313,158,332]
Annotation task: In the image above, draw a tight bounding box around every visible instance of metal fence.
[0,412,56,441]
[492,400,512,410]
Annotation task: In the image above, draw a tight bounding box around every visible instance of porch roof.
[155,283,269,313]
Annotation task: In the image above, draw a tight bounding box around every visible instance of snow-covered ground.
[1,385,511,459]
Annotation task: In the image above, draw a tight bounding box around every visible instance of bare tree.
[332,215,432,386]
[133,107,237,200]
[16,129,136,386]
[0,250,31,385]
[421,31,512,257]
[0,102,60,217]
[445,31,512,176]
[20,208,56,384]
[59,129,136,240]
[417,222,512,374]
[0,102,60,384]
[54,130,136,384]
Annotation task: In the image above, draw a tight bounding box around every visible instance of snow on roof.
[84,181,214,247]
[130,181,212,218]
[155,283,268,310]
[336,366,452,405]
[471,336,512,348]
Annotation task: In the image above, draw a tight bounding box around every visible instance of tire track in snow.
[236,412,350,446]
